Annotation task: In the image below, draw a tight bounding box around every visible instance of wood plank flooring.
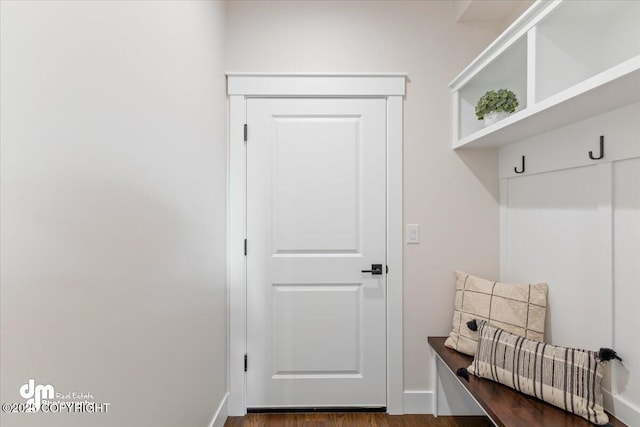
[224,414,493,427]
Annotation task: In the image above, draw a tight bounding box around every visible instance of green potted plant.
[475,89,519,126]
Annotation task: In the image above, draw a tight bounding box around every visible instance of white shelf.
[451,0,640,149]
[454,56,640,148]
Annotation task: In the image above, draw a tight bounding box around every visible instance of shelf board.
[454,55,640,149]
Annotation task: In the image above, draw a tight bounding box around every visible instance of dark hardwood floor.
[224,413,493,427]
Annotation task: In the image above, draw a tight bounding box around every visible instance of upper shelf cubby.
[458,36,527,141]
[536,0,640,102]
[450,0,640,149]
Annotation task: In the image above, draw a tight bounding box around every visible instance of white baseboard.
[603,390,639,427]
[403,390,433,414]
[209,392,229,427]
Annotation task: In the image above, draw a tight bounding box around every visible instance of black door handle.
[361,264,383,275]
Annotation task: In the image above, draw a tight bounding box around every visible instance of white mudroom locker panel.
[500,102,640,426]
[503,165,607,348]
[612,157,640,420]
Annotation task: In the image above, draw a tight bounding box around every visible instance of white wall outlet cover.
[406,224,420,244]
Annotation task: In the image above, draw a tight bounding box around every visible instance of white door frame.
[227,73,406,416]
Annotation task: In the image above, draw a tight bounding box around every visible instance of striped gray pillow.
[467,320,610,425]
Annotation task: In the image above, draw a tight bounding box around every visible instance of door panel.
[273,117,360,253]
[246,98,386,408]
[273,284,361,376]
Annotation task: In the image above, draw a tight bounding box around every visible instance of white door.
[246,97,387,409]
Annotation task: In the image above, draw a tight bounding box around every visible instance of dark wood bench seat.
[428,337,628,427]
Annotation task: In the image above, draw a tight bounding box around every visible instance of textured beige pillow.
[445,271,548,356]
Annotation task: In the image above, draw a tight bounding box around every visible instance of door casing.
[227,73,406,415]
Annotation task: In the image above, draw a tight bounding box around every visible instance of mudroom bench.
[428,337,627,427]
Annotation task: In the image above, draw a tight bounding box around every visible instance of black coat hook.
[514,155,525,174]
[589,135,605,160]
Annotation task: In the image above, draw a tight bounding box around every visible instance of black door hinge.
[386,265,389,274]
[244,354,248,372]
[244,239,247,256]
[243,124,247,142]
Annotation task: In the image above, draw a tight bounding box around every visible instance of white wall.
[225,0,502,403]
[0,2,228,426]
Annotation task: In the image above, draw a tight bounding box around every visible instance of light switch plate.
[406,224,420,244]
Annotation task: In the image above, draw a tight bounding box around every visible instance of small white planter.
[483,111,510,127]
